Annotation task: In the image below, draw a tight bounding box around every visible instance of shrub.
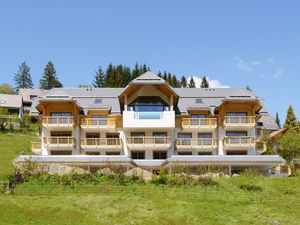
[198,176,218,186]
[239,183,263,192]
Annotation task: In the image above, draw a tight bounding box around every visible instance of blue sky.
[0,1,299,122]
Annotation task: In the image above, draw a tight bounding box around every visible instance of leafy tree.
[93,67,106,87]
[279,132,300,163]
[0,84,14,94]
[200,76,209,88]
[188,77,196,88]
[14,62,33,93]
[40,61,62,89]
[259,129,275,155]
[284,105,300,133]
[275,112,281,129]
[180,76,187,88]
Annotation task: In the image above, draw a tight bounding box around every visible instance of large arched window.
[128,96,169,112]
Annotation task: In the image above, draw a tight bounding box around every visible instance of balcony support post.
[124,94,128,111]
[170,94,173,111]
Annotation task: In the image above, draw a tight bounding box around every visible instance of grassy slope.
[0,131,299,225]
[0,130,37,179]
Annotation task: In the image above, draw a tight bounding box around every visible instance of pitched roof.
[130,71,165,84]
[18,89,45,103]
[0,94,22,108]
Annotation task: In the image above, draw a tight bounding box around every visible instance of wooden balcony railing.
[42,116,74,126]
[127,136,172,146]
[182,118,217,128]
[224,116,256,126]
[43,136,75,147]
[176,138,217,148]
[81,118,116,128]
[31,142,41,154]
[223,136,256,147]
[80,138,122,148]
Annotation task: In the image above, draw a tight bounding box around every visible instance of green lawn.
[0,130,300,225]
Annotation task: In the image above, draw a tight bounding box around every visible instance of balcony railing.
[176,138,217,148]
[134,112,162,120]
[223,136,256,147]
[42,116,74,127]
[224,116,256,126]
[182,118,217,129]
[81,117,116,129]
[31,142,41,154]
[80,138,122,148]
[43,136,75,148]
[127,136,172,146]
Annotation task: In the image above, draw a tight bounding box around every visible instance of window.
[195,98,203,103]
[106,152,120,155]
[51,131,72,137]
[198,133,212,138]
[191,114,207,118]
[131,151,145,159]
[178,133,192,145]
[153,151,167,159]
[226,132,247,137]
[226,150,247,155]
[226,112,247,116]
[86,152,100,155]
[178,152,192,155]
[94,98,103,104]
[30,95,37,100]
[50,151,72,155]
[86,133,100,138]
[129,96,168,112]
[198,152,212,155]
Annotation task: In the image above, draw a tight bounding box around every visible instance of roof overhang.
[215,99,262,113]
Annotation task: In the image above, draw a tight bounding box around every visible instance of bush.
[239,183,263,192]
[198,176,218,186]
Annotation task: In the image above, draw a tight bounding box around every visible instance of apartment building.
[16,72,284,174]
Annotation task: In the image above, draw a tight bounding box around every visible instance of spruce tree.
[40,61,62,89]
[180,76,187,88]
[284,105,300,133]
[162,71,167,82]
[275,112,281,129]
[14,62,33,93]
[93,67,106,87]
[188,77,196,88]
[132,63,140,79]
[200,76,209,88]
[246,85,252,92]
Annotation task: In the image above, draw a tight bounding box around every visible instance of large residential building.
[16,72,284,174]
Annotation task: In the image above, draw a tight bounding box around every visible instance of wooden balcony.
[42,116,74,130]
[224,116,256,130]
[176,138,217,150]
[80,138,122,151]
[223,136,256,149]
[127,136,172,150]
[31,142,41,155]
[182,118,217,131]
[80,117,116,130]
[43,137,75,149]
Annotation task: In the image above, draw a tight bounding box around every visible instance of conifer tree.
[132,63,140,79]
[157,71,162,78]
[246,85,252,92]
[40,61,62,89]
[162,71,167,82]
[200,76,209,88]
[180,76,187,88]
[93,67,106,88]
[188,77,196,88]
[14,62,33,93]
[284,105,300,133]
[275,112,281,129]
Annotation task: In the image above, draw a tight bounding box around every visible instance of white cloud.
[187,76,230,88]
[251,60,261,66]
[267,58,275,64]
[234,56,253,72]
[272,69,284,79]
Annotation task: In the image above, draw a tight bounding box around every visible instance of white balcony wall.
[123,111,175,129]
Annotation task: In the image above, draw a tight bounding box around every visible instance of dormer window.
[195,98,203,103]
[94,98,103,104]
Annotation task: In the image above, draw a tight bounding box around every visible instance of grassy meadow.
[0,130,299,225]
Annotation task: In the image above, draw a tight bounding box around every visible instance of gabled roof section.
[19,88,45,103]
[130,71,165,84]
[0,94,22,108]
